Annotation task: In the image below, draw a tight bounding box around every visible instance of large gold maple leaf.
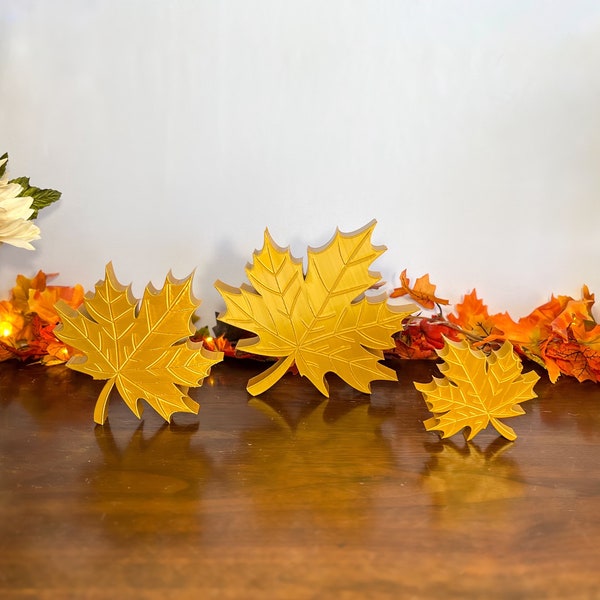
[54,264,222,424]
[415,340,539,441]
[215,221,416,396]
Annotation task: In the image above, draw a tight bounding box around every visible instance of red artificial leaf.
[392,316,461,360]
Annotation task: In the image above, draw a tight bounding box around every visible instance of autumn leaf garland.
[0,271,84,364]
[391,272,600,384]
[446,287,600,383]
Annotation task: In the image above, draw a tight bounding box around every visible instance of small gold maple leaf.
[215,221,416,396]
[54,263,222,424]
[415,339,539,441]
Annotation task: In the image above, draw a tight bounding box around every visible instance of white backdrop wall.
[1,1,599,327]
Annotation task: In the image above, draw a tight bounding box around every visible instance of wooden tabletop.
[1,358,599,599]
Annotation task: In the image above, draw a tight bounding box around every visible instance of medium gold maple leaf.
[215,221,416,396]
[54,263,223,424]
[415,339,539,441]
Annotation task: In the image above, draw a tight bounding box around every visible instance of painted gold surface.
[216,222,415,396]
[55,263,222,424]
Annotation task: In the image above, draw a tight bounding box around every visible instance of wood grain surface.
[1,358,599,599]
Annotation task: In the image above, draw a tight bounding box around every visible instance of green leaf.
[0,152,8,178]
[9,176,62,219]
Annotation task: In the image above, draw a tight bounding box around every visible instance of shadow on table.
[79,420,213,543]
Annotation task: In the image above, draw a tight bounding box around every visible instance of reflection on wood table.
[1,359,599,599]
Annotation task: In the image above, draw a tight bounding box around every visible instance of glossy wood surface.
[1,358,600,599]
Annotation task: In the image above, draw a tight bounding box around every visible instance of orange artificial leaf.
[390,269,449,310]
[488,311,544,346]
[201,334,237,357]
[447,290,499,340]
[582,284,595,304]
[573,320,600,352]
[485,294,574,356]
[550,298,595,342]
[41,342,74,366]
[536,294,572,319]
[10,271,53,313]
[489,286,600,383]
[542,337,600,383]
[541,288,600,382]
[28,281,85,325]
[486,310,551,369]
[11,270,85,325]
[10,270,84,324]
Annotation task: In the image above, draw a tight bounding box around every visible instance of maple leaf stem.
[94,378,115,425]
[246,355,296,396]
[490,417,517,441]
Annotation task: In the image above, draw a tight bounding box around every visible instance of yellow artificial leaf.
[215,221,416,396]
[415,339,539,441]
[54,263,223,424]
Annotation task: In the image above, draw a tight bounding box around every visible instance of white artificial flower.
[0,167,41,250]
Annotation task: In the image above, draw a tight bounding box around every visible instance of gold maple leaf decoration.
[54,263,223,424]
[415,339,539,441]
[215,221,416,396]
